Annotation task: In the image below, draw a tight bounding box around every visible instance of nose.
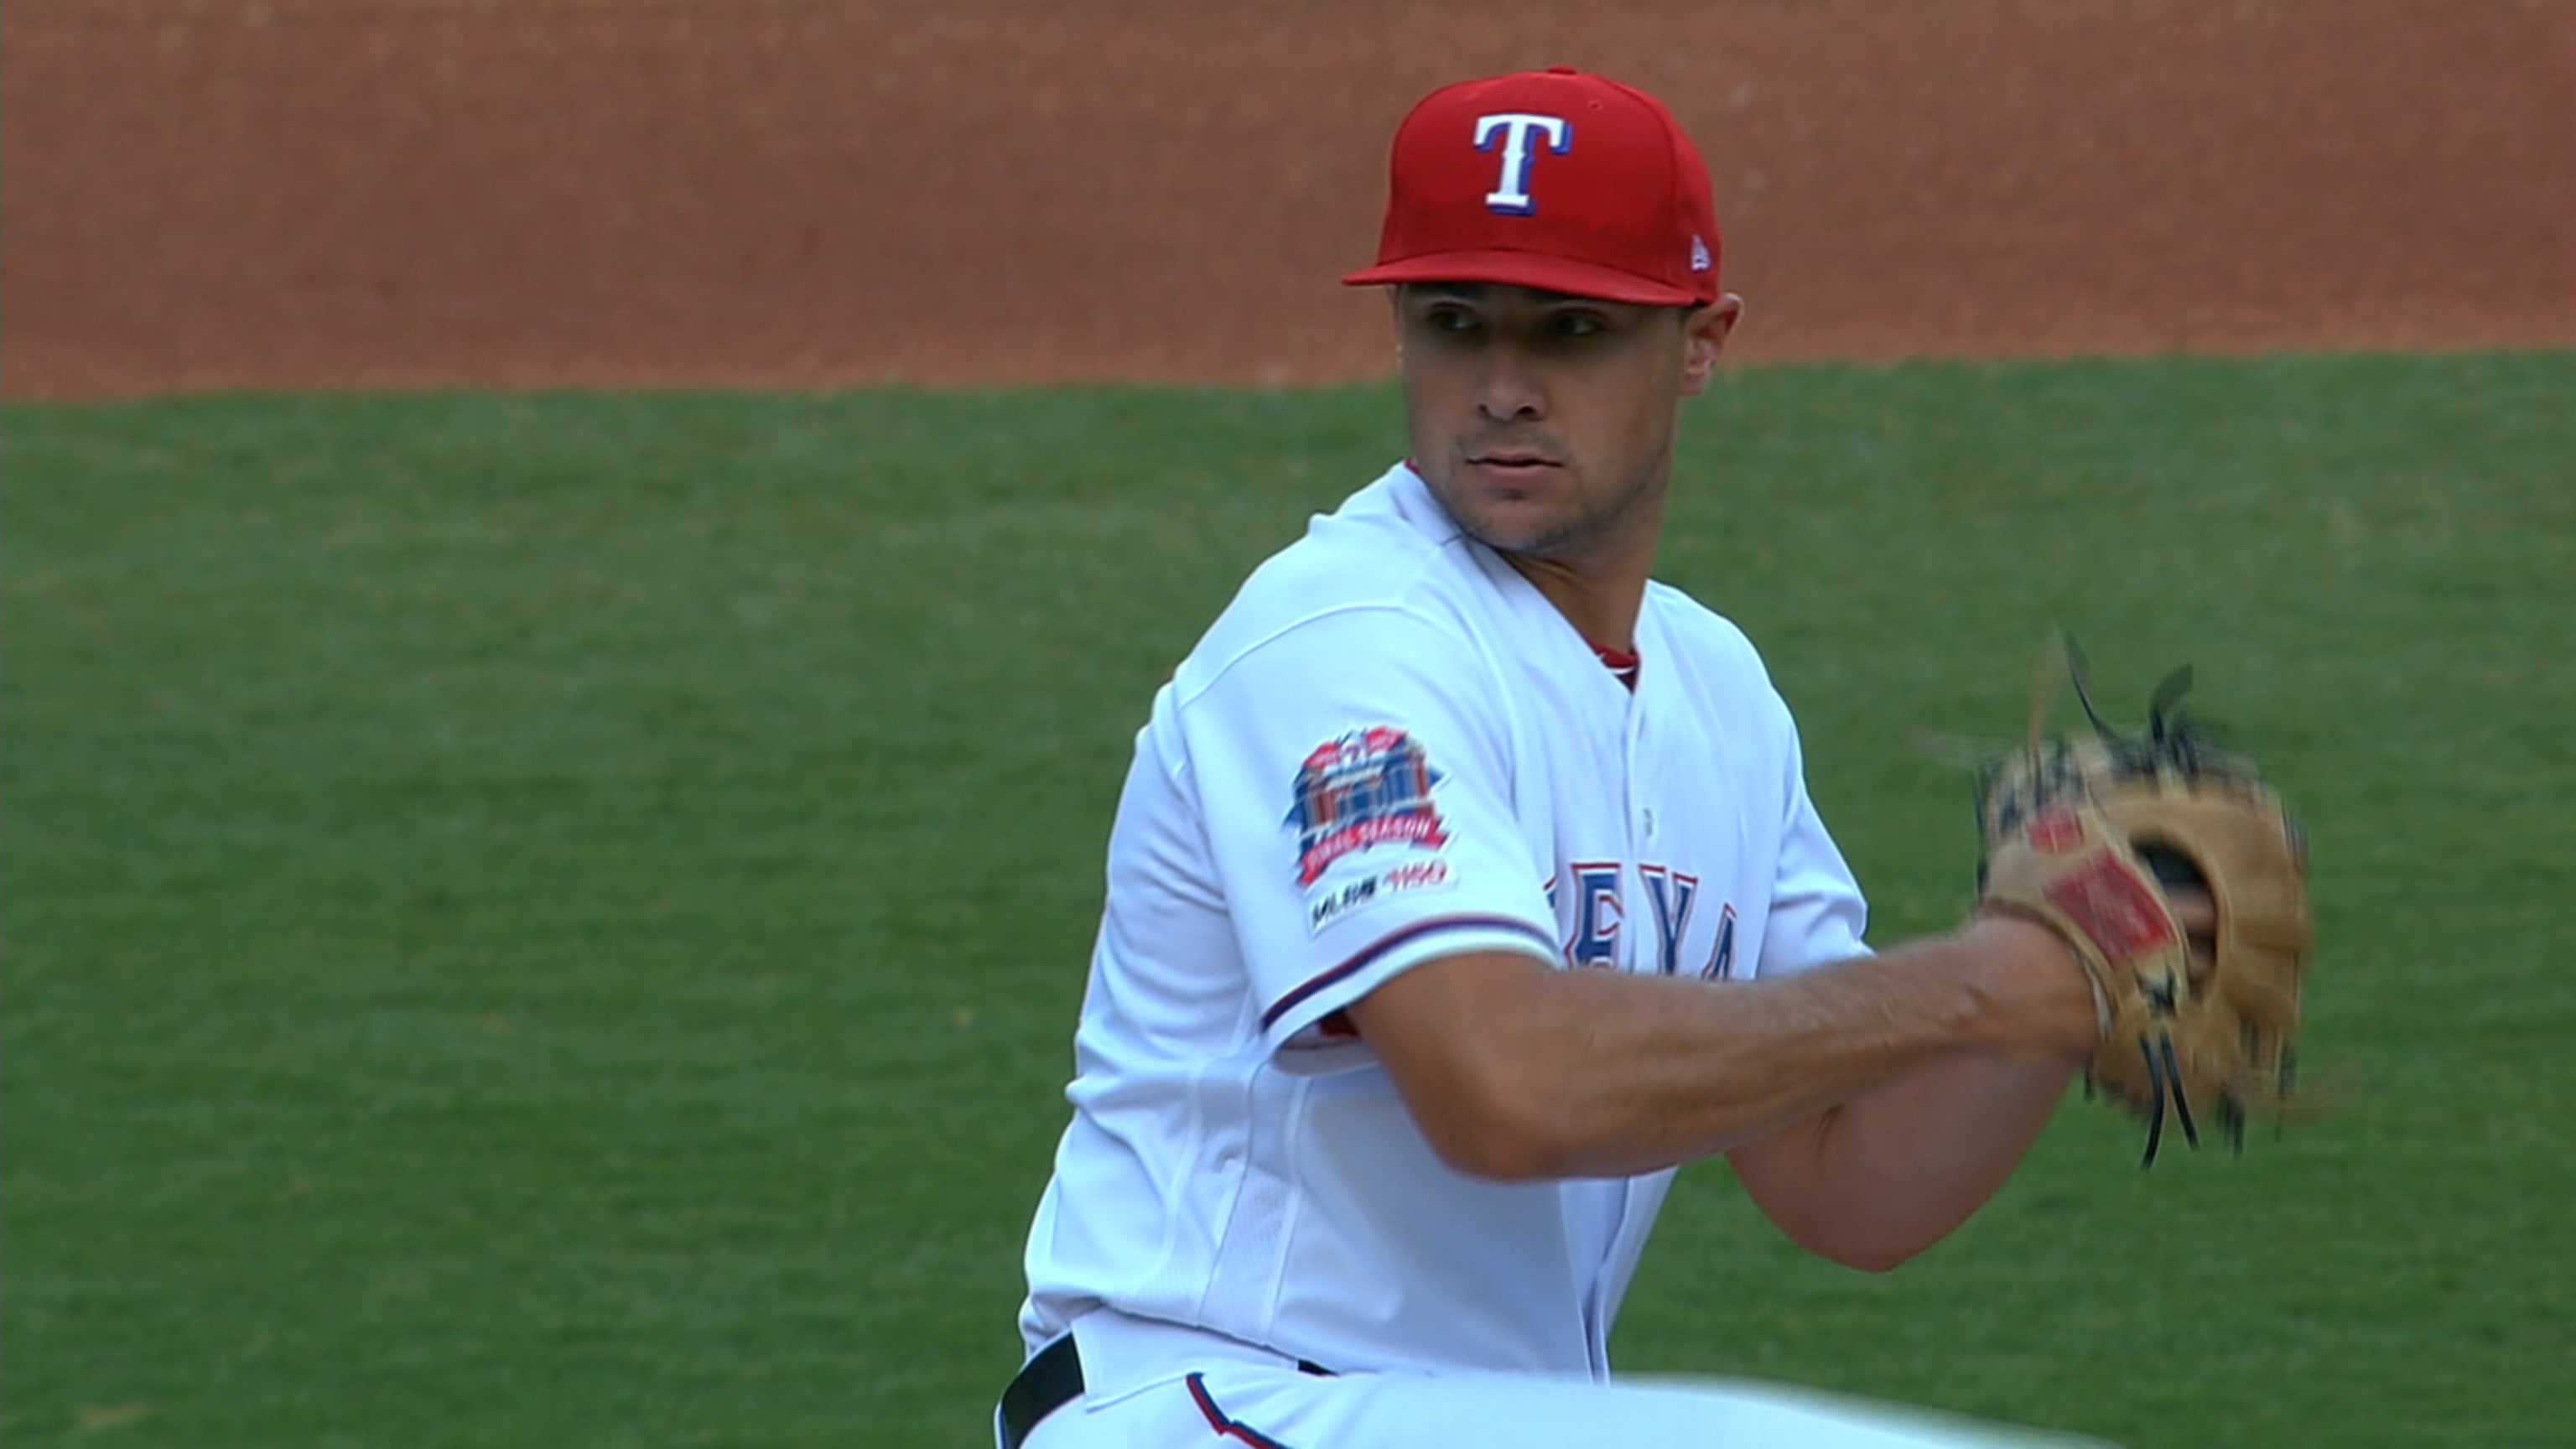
[1476,342,1545,423]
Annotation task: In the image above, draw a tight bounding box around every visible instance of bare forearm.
[1728,891,2222,1269]
[1363,915,2093,1181]
[1727,1052,2075,1270]
[1524,943,2038,1176]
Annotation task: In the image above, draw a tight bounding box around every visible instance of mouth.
[1463,449,1561,478]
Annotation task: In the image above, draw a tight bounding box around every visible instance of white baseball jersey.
[1014,460,1871,1379]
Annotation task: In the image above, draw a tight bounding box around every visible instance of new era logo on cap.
[1343,66,1723,307]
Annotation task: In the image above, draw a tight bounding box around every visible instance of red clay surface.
[5,0,2571,398]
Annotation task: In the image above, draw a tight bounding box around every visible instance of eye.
[1424,304,1478,335]
[1547,310,1608,339]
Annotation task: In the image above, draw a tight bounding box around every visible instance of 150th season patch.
[1286,726,1457,932]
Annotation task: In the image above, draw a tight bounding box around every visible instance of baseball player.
[999,67,2127,1448]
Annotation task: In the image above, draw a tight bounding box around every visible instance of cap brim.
[1341,249,1701,306]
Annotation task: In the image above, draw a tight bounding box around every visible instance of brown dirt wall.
[4,0,2571,398]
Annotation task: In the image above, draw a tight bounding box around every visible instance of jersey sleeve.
[1751,704,1872,979]
[1171,605,1561,1071]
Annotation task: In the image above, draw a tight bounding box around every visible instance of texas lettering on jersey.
[1550,865,1738,979]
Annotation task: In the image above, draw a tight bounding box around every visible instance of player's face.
[1395,283,1737,566]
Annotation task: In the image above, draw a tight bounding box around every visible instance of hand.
[2168,885,2217,994]
[1966,884,2211,1064]
[1971,647,2314,1159]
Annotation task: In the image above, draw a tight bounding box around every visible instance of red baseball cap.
[1343,66,1722,306]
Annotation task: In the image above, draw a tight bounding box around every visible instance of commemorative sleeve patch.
[1306,857,1454,935]
[1285,726,1450,889]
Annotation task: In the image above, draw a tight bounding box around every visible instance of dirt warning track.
[4,0,2569,398]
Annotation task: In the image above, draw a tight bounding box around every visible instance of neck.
[1496,475,1665,649]
[1499,545,1650,652]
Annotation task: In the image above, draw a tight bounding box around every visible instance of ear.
[1677,293,1743,397]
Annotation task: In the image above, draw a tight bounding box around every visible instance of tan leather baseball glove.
[1975,645,2313,1164]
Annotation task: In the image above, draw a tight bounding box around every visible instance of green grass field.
[8,351,2573,1447]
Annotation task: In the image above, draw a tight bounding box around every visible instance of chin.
[1439,496,1534,548]
[1462,512,1577,558]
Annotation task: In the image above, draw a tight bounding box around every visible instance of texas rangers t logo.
[1473,112,1571,214]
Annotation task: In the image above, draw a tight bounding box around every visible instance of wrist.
[1961,912,2102,1062]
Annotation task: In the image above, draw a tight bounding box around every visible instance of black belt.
[997,1331,1333,1449]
